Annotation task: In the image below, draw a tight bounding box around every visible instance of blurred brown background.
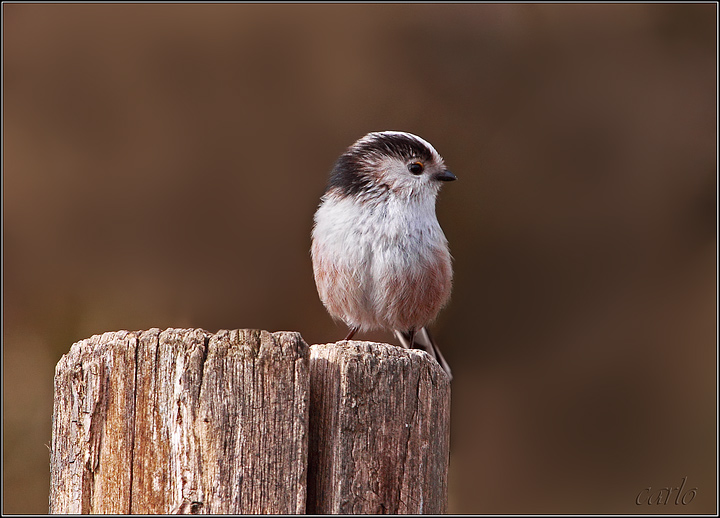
[3,3,716,514]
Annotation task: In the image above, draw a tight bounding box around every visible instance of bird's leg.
[344,326,359,341]
[407,328,416,349]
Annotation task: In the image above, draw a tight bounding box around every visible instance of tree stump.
[50,329,450,514]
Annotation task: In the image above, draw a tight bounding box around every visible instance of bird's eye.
[408,162,424,175]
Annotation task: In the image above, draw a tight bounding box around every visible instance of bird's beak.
[434,169,457,182]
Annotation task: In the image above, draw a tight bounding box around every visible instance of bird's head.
[326,131,456,201]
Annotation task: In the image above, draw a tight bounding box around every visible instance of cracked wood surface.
[50,328,309,514]
[50,330,450,514]
[308,341,451,514]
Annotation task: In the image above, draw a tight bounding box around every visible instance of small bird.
[311,131,456,379]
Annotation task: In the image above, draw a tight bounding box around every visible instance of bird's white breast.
[311,192,451,331]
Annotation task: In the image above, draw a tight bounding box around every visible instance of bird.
[311,131,456,379]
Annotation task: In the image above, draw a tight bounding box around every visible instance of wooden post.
[50,328,309,514]
[50,329,450,514]
[307,341,451,514]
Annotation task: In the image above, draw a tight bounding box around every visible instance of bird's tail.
[395,327,452,381]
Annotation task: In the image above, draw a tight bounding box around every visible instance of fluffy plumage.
[311,131,455,379]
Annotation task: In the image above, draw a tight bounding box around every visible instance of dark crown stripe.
[362,133,435,163]
[326,153,373,196]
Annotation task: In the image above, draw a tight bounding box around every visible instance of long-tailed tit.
[311,131,456,379]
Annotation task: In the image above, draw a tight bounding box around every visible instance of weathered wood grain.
[195,329,309,514]
[51,331,451,514]
[307,341,451,514]
[50,330,138,514]
[50,328,309,514]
